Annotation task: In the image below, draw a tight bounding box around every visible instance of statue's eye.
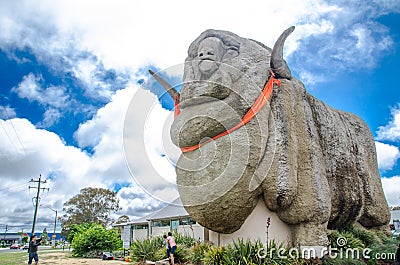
[198,52,203,57]
[207,51,214,55]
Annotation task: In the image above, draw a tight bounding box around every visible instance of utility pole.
[42,205,58,248]
[29,175,49,239]
[3,225,8,242]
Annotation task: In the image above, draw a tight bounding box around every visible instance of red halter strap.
[175,70,280,152]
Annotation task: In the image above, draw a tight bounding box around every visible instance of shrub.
[373,230,390,243]
[345,224,381,247]
[323,257,365,265]
[155,247,169,261]
[262,240,301,265]
[130,236,164,262]
[173,246,190,263]
[173,231,197,248]
[188,241,214,265]
[81,250,101,258]
[368,236,399,264]
[71,224,122,257]
[224,238,264,264]
[203,245,226,265]
[68,223,93,243]
[328,230,365,250]
[202,239,298,265]
[326,227,399,264]
[130,233,195,263]
[112,250,126,259]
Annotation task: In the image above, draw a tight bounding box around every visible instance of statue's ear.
[223,47,239,59]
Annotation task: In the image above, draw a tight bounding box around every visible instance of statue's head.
[170,28,294,149]
[171,29,273,148]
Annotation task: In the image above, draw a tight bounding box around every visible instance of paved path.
[40,252,129,264]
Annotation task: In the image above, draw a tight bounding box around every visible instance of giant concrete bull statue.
[151,26,390,246]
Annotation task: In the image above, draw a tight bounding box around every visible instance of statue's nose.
[198,49,214,58]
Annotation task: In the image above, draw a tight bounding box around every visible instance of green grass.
[0,251,28,265]
[0,249,71,265]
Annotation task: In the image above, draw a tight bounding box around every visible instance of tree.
[116,215,130,224]
[22,234,29,244]
[18,232,29,244]
[115,215,131,236]
[67,223,93,243]
[71,223,122,257]
[41,228,48,245]
[62,187,120,237]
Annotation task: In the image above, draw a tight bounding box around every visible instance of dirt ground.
[39,252,130,265]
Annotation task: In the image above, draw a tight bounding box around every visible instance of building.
[0,232,63,245]
[390,209,400,230]
[115,198,206,248]
[115,197,291,247]
[0,232,23,245]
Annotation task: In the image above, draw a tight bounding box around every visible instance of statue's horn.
[270,26,295,79]
[148,69,180,99]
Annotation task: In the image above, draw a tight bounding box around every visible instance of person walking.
[28,235,42,265]
[166,232,177,265]
[395,243,400,265]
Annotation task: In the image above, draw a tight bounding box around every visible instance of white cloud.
[298,71,328,88]
[0,84,179,229]
[286,1,397,85]
[11,73,41,102]
[74,84,182,214]
[0,105,16,119]
[122,85,180,203]
[376,107,400,142]
[381,176,400,207]
[11,73,69,126]
[12,73,69,115]
[0,118,94,228]
[375,141,400,171]
[40,108,62,128]
[74,85,136,149]
[12,73,69,107]
[116,186,166,219]
[0,118,91,182]
[1,0,397,89]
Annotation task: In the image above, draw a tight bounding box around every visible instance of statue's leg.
[292,222,330,246]
[351,117,390,229]
[291,222,330,258]
[267,79,331,249]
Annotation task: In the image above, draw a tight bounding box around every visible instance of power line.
[0,95,25,155]
[0,182,28,193]
[6,115,26,154]
[0,182,29,199]
[0,120,21,156]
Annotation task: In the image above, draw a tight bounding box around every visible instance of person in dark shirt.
[28,235,42,265]
[395,243,400,265]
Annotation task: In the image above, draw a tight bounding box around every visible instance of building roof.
[119,197,189,226]
[148,197,189,221]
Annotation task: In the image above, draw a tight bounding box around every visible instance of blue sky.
[0,0,399,233]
